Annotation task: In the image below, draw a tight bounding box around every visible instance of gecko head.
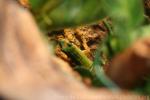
[58,39,72,51]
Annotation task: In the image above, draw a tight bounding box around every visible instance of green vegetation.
[29,0,150,95]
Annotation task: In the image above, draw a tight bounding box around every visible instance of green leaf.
[92,42,120,91]
[29,0,62,14]
[101,0,144,54]
[29,0,106,31]
[101,0,144,31]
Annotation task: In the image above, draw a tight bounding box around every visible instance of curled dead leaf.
[106,38,150,89]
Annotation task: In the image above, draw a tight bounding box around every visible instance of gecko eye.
[68,43,72,47]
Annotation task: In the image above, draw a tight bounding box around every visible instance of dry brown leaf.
[106,38,150,89]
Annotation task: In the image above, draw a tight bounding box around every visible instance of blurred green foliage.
[100,0,144,55]
[29,0,146,53]
[29,0,150,94]
[29,0,105,31]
